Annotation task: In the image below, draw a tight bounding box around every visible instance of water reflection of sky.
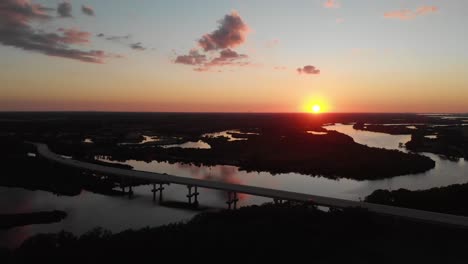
[2,124,467,248]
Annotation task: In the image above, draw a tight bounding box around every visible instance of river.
[1,124,467,248]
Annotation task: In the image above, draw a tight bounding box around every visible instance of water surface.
[2,124,467,248]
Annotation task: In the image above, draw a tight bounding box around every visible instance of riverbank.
[3,203,468,263]
[365,183,468,216]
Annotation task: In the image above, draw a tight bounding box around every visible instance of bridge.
[30,142,468,228]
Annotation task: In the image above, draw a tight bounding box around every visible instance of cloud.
[0,0,117,63]
[57,28,91,44]
[97,33,131,42]
[175,49,207,65]
[297,65,320,75]
[384,6,438,20]
[130,42,145,51]
[57,1,72,17]
[175,48,248,71]
[81,5,94,16]
[97,33,147,51]
[198,11,249,51]
[174,12,250,72]
[324,0,340,8]
[416,6,438,15]
[204,49,248,68]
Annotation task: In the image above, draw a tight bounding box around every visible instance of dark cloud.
[130,42,145,51]
[81,5,94,16]
[198,11,249,51]
[174,12,250,72]
[297,65,320,75]
[175,48,248,72]
[0,0,117,63]
[57,1,72,17]
[206,49,248,67]
[175,49,207,65]
[97,33,147,51]
[97,33,131,42]
[0,0,51,24]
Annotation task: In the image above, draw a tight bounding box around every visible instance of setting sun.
[312,105,321,113]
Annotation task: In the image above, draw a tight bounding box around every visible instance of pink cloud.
[198,11,249,51]
[175,49,207,65]
[175,11,250,72]
[324,0,340,9]
[0,0,118,63]
[384,6,438,20]
[416,6,438,15]
[297,65,320,75]
[175,48,248,72]
[57,28,91,45]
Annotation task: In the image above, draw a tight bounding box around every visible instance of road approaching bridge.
[31,142,468,228]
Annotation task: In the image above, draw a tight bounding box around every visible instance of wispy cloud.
[97,33,147,51]
[97,33,131,42]
[384,6,438,20]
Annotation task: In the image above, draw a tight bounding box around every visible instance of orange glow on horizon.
[303,97,329,113]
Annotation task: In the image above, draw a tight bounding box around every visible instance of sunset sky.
[1,0,467,113]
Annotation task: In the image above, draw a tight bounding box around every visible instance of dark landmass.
[0,211,67,229]
[98,129,435,180]
[352,120,468,159]
[0,139,125,196]
[0,112,444,195]
[353,122,419,135]
[365,183,468,216]
[2,203,468,263]
[406,126,468,160]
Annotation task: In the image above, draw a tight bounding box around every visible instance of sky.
[1,0,467,113]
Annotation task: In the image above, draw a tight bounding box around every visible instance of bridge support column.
[128,178,133,199]
[120,176,125,193]
[152,183,165,204]
[274,198,284,205]
[186,186,200,207]
[226,192,239,210]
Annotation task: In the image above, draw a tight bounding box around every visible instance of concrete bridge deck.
[31,142,468,228]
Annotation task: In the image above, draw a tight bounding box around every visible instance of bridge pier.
[226,191,239,210]
[152,183,165,203]
[120,176,125,193]
[128,178,133,199]
[274,198,285,205]
[186,186,199,207]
